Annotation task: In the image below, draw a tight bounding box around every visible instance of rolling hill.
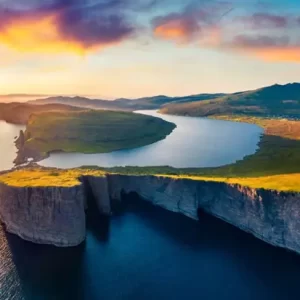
[28,93,225,111]
[160,83,300,118]
[0,102,82,124]
[14,110,176,164]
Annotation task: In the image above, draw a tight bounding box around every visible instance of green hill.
[28,93,225,111]
[160,83,300,118]
[0,102,81,124]
[15,110,176,164]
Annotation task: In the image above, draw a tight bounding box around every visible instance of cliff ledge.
[0,170,300,254]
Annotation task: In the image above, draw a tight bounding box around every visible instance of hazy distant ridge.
[29,93,225,111]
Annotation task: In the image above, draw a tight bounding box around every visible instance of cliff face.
[0,174,300,253]
[106,175,300,253]
[83,176,111,215]
[0,182,86,247]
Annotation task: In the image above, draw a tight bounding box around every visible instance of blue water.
[1,196,300,300]
[39,111,263,169]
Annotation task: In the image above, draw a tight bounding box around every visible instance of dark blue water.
[1,195,300,300]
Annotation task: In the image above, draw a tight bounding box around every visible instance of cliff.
[0,182,86,247]
[107,175,300,252]
[14,130,47,165]
[0,172,300,254]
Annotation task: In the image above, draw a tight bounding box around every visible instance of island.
[14,109,176,164]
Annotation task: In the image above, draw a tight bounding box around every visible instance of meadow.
[22,110,176,155]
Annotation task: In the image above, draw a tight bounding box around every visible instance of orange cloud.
[0,13,120,55]
[0,1,136,55]
[154,19,198,43]
[0,14,83,55]
[245,47,300,62]
[227,35,300,62]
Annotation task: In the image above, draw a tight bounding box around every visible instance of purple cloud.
[237,13,288,29]
[230,34,291,48]
[0,0,148,52]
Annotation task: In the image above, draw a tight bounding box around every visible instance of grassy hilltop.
[21,110,175,157]
[0,102,81,124]
[160,83,300,119]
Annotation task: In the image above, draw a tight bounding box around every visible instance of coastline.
[0,167,300,254]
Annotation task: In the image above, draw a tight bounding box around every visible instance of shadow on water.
[4,230,86,300]
[82,177,111,243]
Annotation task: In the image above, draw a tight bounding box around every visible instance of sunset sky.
[0,0,300,99]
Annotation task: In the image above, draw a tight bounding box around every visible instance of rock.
[0,173,300,253]
[0,182,86,247]
[84,176,111,215]
[106,175,300,253]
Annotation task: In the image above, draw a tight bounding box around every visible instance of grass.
[2,114,300,192]
[98,115,300,192]
[160,174,300,192]
[0,168,106,187]
[160,83,300,118]
[0,102,81,124]
[1,167,299,192]
[23,110,175,155]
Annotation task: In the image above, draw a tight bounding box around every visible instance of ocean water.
[1,195,300,300]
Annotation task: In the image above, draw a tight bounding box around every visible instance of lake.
[1,195,300,300]
[39,111,263,169]
[0,121,25,171]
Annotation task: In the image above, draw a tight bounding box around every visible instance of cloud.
[0,0,143,54]
[152,11,202,43]
[226,34,300,62]
[230,35,290,48]
[236,13,288,29]
[152,4,229,44]
[152,3,300,62]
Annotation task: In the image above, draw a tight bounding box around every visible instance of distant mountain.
[28,93,225,111]
[0,102,81,124]
[160,83,300,119]
[0,94,49,103]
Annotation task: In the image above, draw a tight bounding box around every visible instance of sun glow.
[0,13,91,55]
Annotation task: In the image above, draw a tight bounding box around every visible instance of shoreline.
[0,168,299,254]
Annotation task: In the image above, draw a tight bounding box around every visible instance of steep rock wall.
[0,174,300,254]
[106,175,300,254]
[84,176,111,215]
[0,182,86,247]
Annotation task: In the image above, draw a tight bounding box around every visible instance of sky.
[0,0,300,99]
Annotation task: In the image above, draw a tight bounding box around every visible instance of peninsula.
[14,109,176,164]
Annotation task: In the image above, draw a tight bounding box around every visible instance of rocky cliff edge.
[0,172,300,253]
